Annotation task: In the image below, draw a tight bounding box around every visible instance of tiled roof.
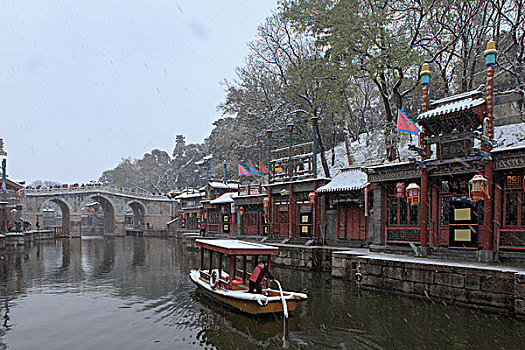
[317,169,368,193]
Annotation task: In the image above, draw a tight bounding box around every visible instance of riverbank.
[178,231,525,316]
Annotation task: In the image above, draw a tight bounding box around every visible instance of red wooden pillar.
[200,249,204,270]
[420,168,428,247]
[208,250,213,275]
[431,184,439,247]
[228,255,235,290]
[482,41,497,251]
[493,180,502,250]
[242,255,247,281]
[288,183,293,239]
[419,63,431,248]
[483,161,494,250]
[218,254,223,286]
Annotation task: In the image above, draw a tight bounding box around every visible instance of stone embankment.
[333,251,525,316]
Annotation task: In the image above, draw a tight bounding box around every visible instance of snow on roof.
[492,122,525,151]
[210,192,234,204]
[429,90,483,107]
[209,182,238,190]
[196,239,278,253]
[418,97,485,120]
[317,168,368,193]
[175,191,204,200]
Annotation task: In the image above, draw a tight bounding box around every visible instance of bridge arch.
[125,200,147,229]
[39,198,72,234]
[79,195,116,235]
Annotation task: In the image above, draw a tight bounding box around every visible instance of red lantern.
[396,183,405,198]
[197,212,201,218]
[263,196,270,209]
[239,206,244,215]
[308,191,317,204]
[406,183,420,206]
[469,174,488,201]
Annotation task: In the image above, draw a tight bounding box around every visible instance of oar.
[272,280,289,348]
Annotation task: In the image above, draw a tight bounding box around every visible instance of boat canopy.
[196,239,278,256]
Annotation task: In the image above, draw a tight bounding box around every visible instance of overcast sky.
[1,0,279,185]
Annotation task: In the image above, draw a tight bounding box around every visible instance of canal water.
[0,237,522,349]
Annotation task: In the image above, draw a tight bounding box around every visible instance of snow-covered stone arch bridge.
[23,186,175,236]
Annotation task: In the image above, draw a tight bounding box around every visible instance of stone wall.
[332,252,525,315]
[272,244,334,271]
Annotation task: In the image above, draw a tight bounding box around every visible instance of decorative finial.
[420,63,430,86]
[485,41,497,56]
[420,63,431,77]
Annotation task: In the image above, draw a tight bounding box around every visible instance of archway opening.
[126,202,146,231]
[81,202,104,236]
[41,199,70,235]
[81,196,115,235]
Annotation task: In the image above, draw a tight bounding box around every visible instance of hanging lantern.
[396,183,405,198]
[469,174,488,201]
[406,183,420,206]
[308,191,317,204]
[197,212,201,218]
[263,196,270,209]
[239,206,244,216]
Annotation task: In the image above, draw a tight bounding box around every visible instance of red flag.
[397,110,421,135]
[259,161,269,174]
[238,164,252,176]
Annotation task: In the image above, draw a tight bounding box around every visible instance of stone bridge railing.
[26,185,171,201]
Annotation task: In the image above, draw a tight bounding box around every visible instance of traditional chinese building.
[317,168,370,246]
[365,41,525,259]
[265,121,329,241]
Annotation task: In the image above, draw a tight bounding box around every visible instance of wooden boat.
[190,239,307,315]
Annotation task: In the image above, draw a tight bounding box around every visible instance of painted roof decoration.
[317,168,368,193]
[209,192,234,204]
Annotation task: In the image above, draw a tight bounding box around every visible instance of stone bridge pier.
[23,187,175,237]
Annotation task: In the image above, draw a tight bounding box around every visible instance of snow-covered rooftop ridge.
[429,90,483,107]
[418,98,485,120]
[209,181,238,190]
[317,168,368,193]
[210,192,234,204]
[175,190,204,199]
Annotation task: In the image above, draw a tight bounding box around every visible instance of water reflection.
[0,237,521,349]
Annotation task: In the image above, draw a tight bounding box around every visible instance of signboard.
[438,138,472,160]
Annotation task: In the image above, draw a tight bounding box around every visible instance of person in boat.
[248,259,274,294]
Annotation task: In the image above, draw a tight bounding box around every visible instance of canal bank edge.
[333,251,525,316]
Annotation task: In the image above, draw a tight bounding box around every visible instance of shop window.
[522,197,525,227]
[387,194,419,227]
[505,193,518,226]
[389,200,398,225]
[409,205,419,225]
[399,198,408,225]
